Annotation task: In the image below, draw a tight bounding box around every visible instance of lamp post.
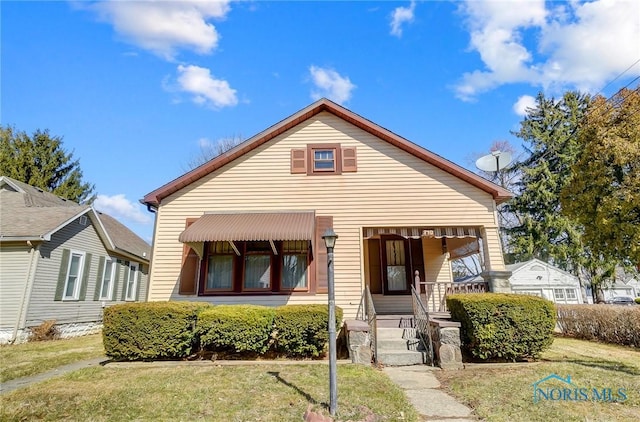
[322,228,338,417]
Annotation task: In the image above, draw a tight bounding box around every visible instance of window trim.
[99,257,116,300]
[125,262,139,301]
[63,250,86,301]
[307,144,342,175]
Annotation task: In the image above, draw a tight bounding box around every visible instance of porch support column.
[481,270,512,293]
[479,226,512,293]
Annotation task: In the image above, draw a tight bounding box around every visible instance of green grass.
[0,334,104,382]
[436,336,640,422]
[0,364,419,421]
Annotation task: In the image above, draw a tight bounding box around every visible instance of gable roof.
[142,98,513,208]
[0,176,89,240]
[97,212,151,260]
[506,258,577,279]
[0,176,150,262]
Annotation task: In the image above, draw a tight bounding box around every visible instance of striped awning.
[422,227,478,238]
[179,211,315,243]
[363,227,478,239]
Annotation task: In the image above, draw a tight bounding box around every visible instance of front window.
[206,242,234,291]
[63,251,85,300]
[565,289,577,300]
[200,240,312,295]
[282,241,308,290]
[313,149,335,172]
[100,258,115,300]
[243,242,271,290]
[125,262,139,301]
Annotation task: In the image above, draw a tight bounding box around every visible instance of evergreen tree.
[0,126,95,204]
[505,91,591,271]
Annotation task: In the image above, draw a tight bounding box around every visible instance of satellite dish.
[475,150,512,172]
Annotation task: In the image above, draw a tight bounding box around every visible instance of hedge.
[556,304,640,347]
[447,293,556,361]
[103,302,210,360]
[273,304,343,357]
[196,305,276,354]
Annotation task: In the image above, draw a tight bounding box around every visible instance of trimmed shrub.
[103,301,209,361]
[197,305,275,354]
[635,298,640,305]
[29,320,60,342]
[273,304,344,357]
[556,304,640,347]
[447,293,556,361]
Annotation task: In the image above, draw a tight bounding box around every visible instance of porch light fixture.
[322,227,338,417]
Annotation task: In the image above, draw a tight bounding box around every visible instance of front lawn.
[0,334,104,382]
[437,336,640,422]
[0,364,419,421]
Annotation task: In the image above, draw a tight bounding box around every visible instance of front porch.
[362,226,495,314]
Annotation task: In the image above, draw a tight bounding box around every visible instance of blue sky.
[2,1,639,242]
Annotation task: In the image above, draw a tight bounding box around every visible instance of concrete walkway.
[383,365,477,421]
[0,356,107,395]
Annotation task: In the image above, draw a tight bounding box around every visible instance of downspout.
[11,241,40,343]
[143,201,157,302]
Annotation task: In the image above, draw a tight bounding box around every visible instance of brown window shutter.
[179,218,200,295]
[342,146,357,172]
[290,149,307,174]
[314,216,333,294]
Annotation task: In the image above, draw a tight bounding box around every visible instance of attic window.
[79,215,88,226]
[313,149,336,172]
[290,144,357,175]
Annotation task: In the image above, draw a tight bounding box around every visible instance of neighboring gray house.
[0,176,151,343]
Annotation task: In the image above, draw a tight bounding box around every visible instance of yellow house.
[142,99,512,319]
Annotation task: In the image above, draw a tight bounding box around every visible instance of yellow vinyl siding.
[149,113,504,318]
[422,238,453,284]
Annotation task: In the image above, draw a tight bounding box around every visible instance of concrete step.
[376,315,415,328]
[376,327,410,339]
[377,338,422,351]
[377,350,426,366]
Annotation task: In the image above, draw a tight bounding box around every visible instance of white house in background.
[504,259,585,304]
[601,277,639,302]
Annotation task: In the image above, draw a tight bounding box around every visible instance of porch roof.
[178,211,315,243]
[363,226,479,239]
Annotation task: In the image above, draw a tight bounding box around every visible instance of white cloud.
[175,64,238,109]
[390,1,416,37]
[88,0,231,60]
[455,0,640,101]
[198,137,214,149]
[309,66,356,105]
[513,95,537,116]
[94,194,152,225]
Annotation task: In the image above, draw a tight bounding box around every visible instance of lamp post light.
[322,228,338,417]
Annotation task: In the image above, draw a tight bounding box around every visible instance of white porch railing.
[413,270,489,312]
